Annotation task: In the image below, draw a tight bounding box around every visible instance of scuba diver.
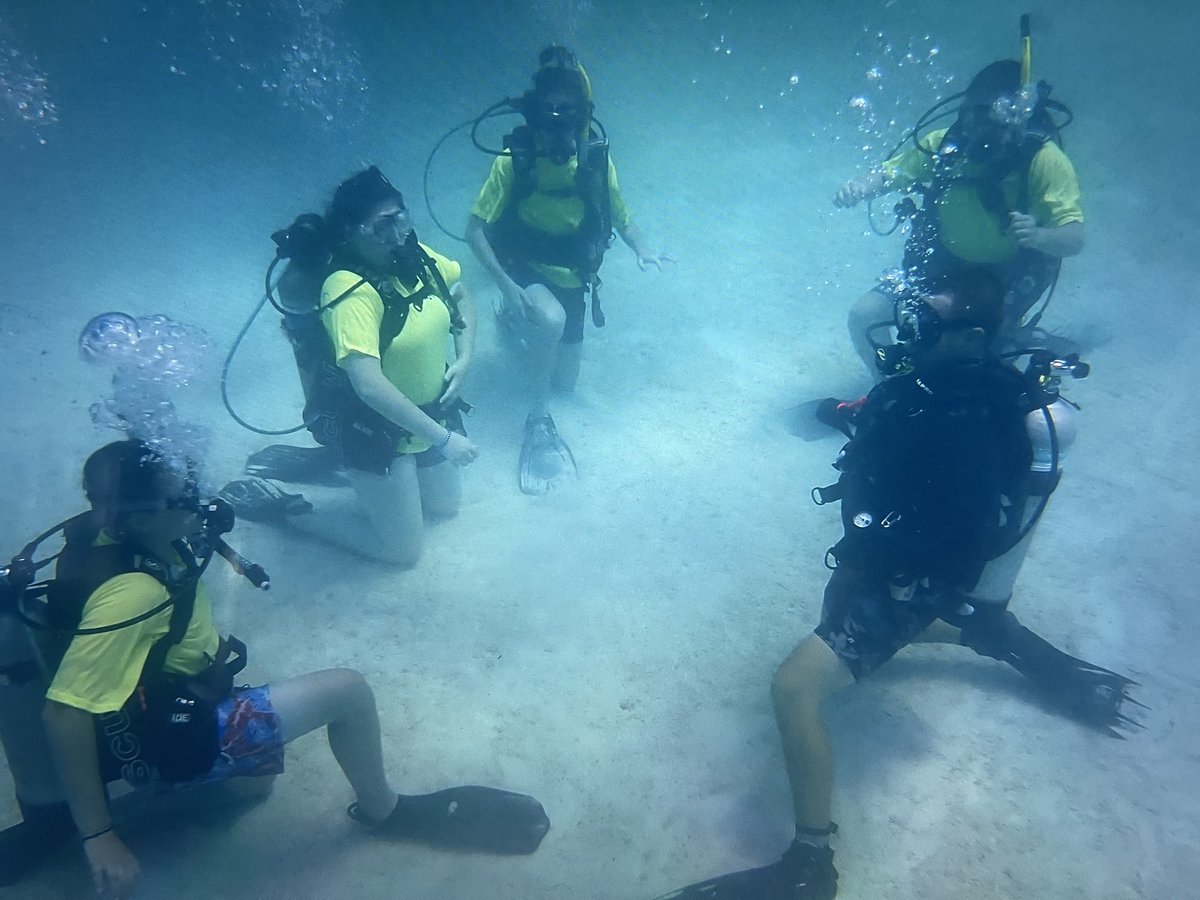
[834,28,1084,378]
[464,44,673,495]
[655,268,1136,900]
[221,165,478,566]
[0,439,550,893]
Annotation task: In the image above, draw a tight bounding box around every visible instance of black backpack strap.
[415,246,466,334]
[137,539,206,687]
[319,276,369,314]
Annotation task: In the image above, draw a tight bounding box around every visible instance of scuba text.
[0,484,267,786]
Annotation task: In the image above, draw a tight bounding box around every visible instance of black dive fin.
[350,786,550,855]
[218,477,313,522]
[0,800,74,885]
[519,413,577,495]
[652,845,837,900]
[963,612,1143,737]
[1005,632,1141,738]
[244,444,338,484]
[785,397,856,442]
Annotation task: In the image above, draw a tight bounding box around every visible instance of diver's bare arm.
[833,169,892,208]
[616,221,650,257]
[42,700,112,835]
[466,215,520,294]
[343,353,447,444]
[617,221,674,270]
[1009,215,1085,257]
[44,701,142,893]
[1038,220,1085,257]
[450,282,476,366]
[441,283,475,404]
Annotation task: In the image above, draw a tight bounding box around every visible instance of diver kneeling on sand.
[462,44,673,494]
[0,440,549,894]
[221,165,478,566]
[654,268,1138,900]
[834,18,1085,379]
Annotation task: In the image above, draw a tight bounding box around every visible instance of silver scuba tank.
[0,611,64,805]
[967,397,1076,605]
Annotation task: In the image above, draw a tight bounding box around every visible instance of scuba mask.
[522,47,593,164]
[990,83,1040,128]
[955,106,1019,164]
[368,204,410,246]
[527,100,587,164]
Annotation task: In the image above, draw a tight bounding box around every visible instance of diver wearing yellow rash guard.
[466,45,673,495]
[835,55,1085,376]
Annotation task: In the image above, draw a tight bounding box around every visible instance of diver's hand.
[834,178,871,208]
[636,250,676,272]
[440,357,470,405]
[1009,212,1044,250]
[84,831,140,899]
[500,282,532,323]
[441,431,479,467]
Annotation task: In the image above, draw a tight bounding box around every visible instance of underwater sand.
[1,1,1198,897]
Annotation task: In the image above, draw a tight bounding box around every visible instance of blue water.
[1,1,1197,897]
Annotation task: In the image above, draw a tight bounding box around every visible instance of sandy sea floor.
[2,1,1198,897]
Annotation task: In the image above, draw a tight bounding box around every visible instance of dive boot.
[518,413,577,495]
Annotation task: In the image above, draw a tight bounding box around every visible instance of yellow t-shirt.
[320,245,461,454]
[882,128,1084,264]
[47,570,220,716]
[471,152,632,289]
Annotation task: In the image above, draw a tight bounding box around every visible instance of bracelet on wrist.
[434,428,453,452]
[81,826,113,843]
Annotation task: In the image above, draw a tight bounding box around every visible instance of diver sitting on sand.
[223,166,478,566]
[465,44,672,495]
[0,439,549,894]
[834,55,1084,377]
[655,269,1136,900]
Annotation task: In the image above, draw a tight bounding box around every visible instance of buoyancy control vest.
[903,127,1062,321]
[272,235,466,473]
[819,361,1039,589]
[39,515,246,785]
[486,124,614,288]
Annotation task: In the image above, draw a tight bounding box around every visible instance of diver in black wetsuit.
[655,268,1135,900]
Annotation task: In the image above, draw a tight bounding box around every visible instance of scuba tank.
[0,600,63,808]
[222,207,467,460]
[967,350,1089,605]
[0,600,73,886]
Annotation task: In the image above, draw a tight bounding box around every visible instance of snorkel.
[1020,13,1032,89]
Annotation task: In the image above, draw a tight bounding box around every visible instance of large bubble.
[78,312,141,366]
[80,312,214,480]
